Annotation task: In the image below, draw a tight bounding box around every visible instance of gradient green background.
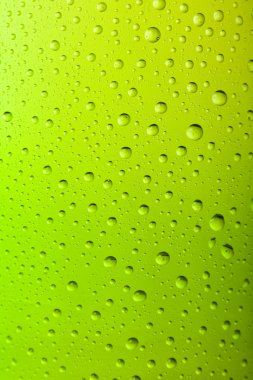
[0,0,252,379]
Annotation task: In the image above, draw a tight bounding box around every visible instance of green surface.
[0,0,253,379]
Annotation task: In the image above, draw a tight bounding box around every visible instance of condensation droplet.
[176,276,188,289]
[212,90,227,106]
[156,251,170,265]
[145,27,161,43]
[186,124,203,140]
[209,214,225,231]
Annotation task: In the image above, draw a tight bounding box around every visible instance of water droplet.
[104,256,117,267]
[138,204,149,215]
[117,113,131,126]
[145,27,161,43]
[128,88,138,97]
[193,13,205,26]
[84,172,94,181]
[147,124,159,136]
[209,214,225,231]
[43,166,52,174]
[114,59,124,69]
[186,124,203,140]
[91,311,101,320]
[107,217,117,226]
[58,180,68,189]
[133,290,147,302]
[180,3,188,13]
[175,276,188,289]
[248,60,253,73]
[2,111,13,122]
[53,309,62,317]
[126,337,139,350]
[152,0,166,10]
[221,244,234,259]
[96,2,107,12]
[103,179,113,189]
[67,281,78,291]
[212,90,227,106]
[154,102,167,113]
[176,146,187,156]
[50,40,60,51]
[156,251,170,265]
[187,82,198,93]
[166,358,177,368]
[213,10,224,21]
[192,200,203,212]
[120,147,132,159]
[166,336,175,345]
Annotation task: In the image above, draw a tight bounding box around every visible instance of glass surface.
[0,1,252,379]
